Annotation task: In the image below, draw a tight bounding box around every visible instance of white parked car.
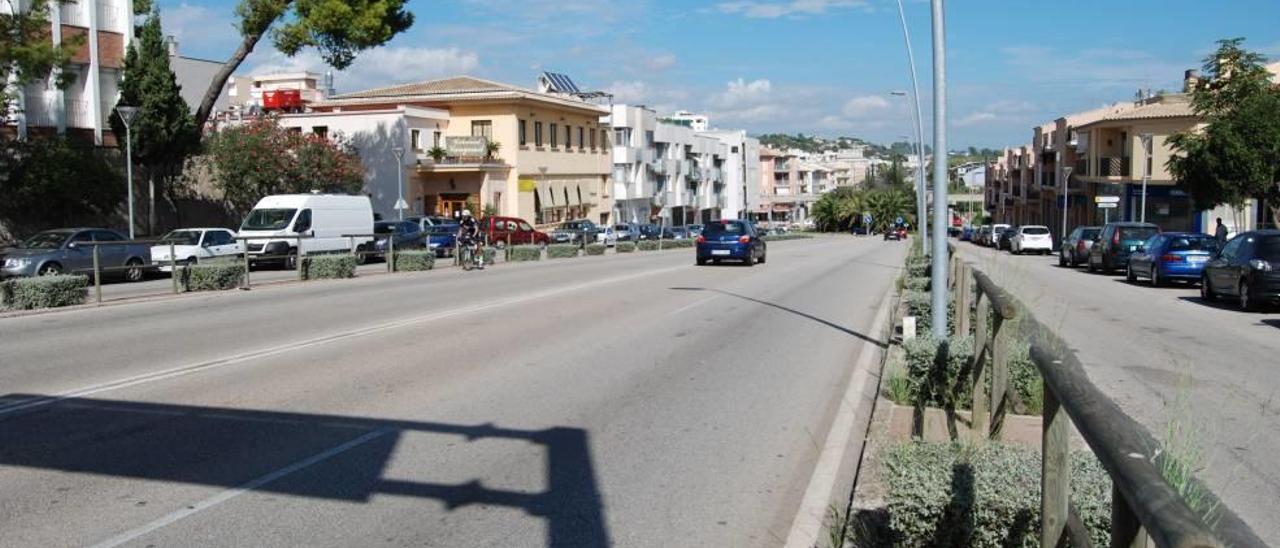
[596,227,618,247]
[1011,225,1054,255]
[151,228,244,271]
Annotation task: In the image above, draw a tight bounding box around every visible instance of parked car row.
[964,220,1280,312]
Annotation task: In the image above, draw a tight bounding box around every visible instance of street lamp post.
[1062,165,1073,243]
[116,106,139,239]
[393,146,406,221]
[929,0,949,339]
[893,0,930,254]
[1139,133,1152,224]
[891,91,928,250]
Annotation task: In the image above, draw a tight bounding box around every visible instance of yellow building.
[314,76,613,225]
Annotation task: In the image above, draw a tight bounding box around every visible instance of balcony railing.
[1098,156,1130,177]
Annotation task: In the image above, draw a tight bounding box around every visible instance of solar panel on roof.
[542,72,580,93]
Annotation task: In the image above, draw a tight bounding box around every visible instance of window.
[613,128,628,146]
[1220,237,1243,261]
[518,221,533,231]
[732,146,739,153]
[92,230,123,242]
[565,125,572,150]
[550,123,559,148]
[411,129,422,151]
[535,122,544,147]
[293,209,312,233]
[590,128,597,149]
[433,131,442,147]
[313,126,328,139]
[645,130,654,147]
[577,127,584,150]
[518,120,527,146]
[471,120,493,139]
[599,129,607,152]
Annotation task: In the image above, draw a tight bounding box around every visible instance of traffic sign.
[394,198,409,210]
[1095,196,1120,204]
[1096,202,1118,209]
[895,216,904,225]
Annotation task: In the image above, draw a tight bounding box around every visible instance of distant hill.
[755,133,931,158]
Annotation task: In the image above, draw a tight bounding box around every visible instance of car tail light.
[739,235,751,244]
[1077,241,1086,253]
[1161,254,1183,263]
[1112,231,1120,246]
[696,235,706,244]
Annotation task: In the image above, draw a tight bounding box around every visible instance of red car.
[479,216,550,247]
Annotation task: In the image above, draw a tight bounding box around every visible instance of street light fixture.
[116,105,139,239]
[392,145,406,220]
[890,0,931,254]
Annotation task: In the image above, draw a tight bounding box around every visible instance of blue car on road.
[696,220,766,266]
[1126,232,1217,286]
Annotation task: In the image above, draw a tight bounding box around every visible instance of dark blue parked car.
[696,219,766,266]
[407,216,459,257]
[1126,232,1217,286]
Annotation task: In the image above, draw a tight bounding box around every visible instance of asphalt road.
[0,235,905,547]
[956,240,1280,545]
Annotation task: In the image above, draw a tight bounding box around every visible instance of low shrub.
[393,250,434,272]
[906,256,931,278]
[303,254,357,280]
[761,233,812,242]
[637,240,660,251]
[585,243,607,256]
[1,275,88,310]
[883,442,1111,547]
[903,290,955,335]
[509,245,542,261]
[616,242,637,253]
[903,335,975,413]
[547,244,580,259]
[904,276,930,292]
[1006,340,1043,414]
[481,247,498,265]
[661,239,694,249]
[181,263,244,291]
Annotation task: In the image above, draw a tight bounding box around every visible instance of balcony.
[612,147,639,165]
[774,162,791,173]
[1097,156,1130,178]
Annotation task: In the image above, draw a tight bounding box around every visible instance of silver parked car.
[1,228,151,281]
[1059,226,1101,267]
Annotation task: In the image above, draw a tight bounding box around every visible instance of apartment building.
[303,75,612,224]
[701,129,761,219]
[3,0,133,145]
[653,114,729,225]
[757,147,815,225]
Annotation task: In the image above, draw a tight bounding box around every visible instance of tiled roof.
[331,76,520,99]
[1094,100,1194,122]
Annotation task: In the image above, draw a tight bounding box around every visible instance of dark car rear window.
[1166,236,1215,252]
[1081,228,1100,239]
[1022,227,1049,235]
[1119,227,1158,241]
[705,221,747,234]
[1256,236,1280,261]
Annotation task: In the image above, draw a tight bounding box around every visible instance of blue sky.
[158,0,1280,148]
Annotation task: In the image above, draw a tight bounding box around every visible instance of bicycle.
[459,240,485,271]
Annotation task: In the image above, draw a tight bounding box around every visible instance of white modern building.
[607,105,759,225]
[3,0,134,145]
[668,110,709,132]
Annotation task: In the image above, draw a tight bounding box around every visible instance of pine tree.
[110,9,198,233]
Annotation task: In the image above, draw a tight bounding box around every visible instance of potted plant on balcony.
[484,140,501,162]
[427,146,447,163]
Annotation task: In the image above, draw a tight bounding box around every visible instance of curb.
[782,278,898,548]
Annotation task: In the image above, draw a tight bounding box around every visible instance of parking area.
[955,238,1280,543]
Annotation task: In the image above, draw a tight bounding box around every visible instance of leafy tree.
[0,137,125,235]
[193,0,414,130]
[1169,38,1280,227]
[810,186,913,233]
[109,9,199,233]
[0,0,81,125]
[204,117,364,214]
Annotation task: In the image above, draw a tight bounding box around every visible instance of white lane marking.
[0,264,690,417]
[783,283,895,548]
[668,295,720,316]
[88,427,394,548]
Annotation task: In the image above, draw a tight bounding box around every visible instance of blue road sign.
[895,216,904,225]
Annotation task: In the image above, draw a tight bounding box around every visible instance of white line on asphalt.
[87,427,394,548]
[669,295,720,316]
[0,264,690,417]
[782,285,894,548]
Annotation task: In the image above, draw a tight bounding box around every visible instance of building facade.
[3,0,133,145]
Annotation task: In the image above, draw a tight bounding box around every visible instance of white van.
[238,194,374,268]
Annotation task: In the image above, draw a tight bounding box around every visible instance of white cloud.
[646,53,677,71]
[247,47,481,92]
[954,112,998,127]
[607,80,650,104]
[714,78,773,108]
[163,2,239,58]
[716,0,870,19]
[841,95,891,118]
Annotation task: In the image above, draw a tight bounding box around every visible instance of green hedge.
[616,241,636,253]
[883,442,1111,547]
[761,233,813,242]
[509,245,542,261]
[637,240,659,251]
[547,244,580,259]
[903,335,975,412]
[904,276,930,292]
[585,243,607,256]
[303,255,357,280]
[394,250,435,272]
[906,256,931,278]
[904,290,955,335]
[660,239,694,249]
[1,275,89,310]
[482,247,498,265]
[180,263,244,291]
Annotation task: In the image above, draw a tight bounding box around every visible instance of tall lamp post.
[893,0,930,254]
[392,146,406,220]
[929,0,949,339]
[1061,165,1073,243]
[116,106,139,239]
[1138,133,1152,223]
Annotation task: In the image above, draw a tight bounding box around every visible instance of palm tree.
[866,188,915,232]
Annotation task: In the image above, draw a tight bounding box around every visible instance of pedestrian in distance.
[1215,217,1228,247]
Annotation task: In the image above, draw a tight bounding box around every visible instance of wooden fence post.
[1110,484,1150,548]
[990,313,1008,439]
[957,263,971,337]
[1041,384,1070,547]
[971,288,989,438]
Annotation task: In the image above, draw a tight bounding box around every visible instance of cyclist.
[457,209,484,269]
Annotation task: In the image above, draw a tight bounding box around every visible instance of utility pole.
[1139,133,1152,224]
[117,106,139,239]
[894,0,929,254]
[929,0,949,339]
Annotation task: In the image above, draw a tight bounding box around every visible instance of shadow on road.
[669,287,886,348]
[0,394,609,547]
[1262,319,1280,329]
